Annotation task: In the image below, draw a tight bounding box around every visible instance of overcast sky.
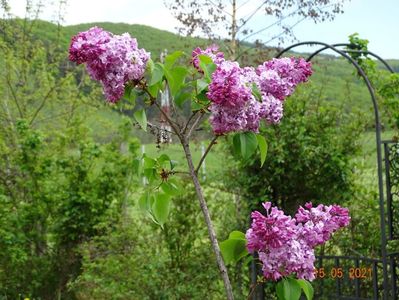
[8,0,399,59]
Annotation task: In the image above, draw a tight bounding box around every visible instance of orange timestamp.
[314,267,372,279]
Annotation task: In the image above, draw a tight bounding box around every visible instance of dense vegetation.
[0,17,398,299]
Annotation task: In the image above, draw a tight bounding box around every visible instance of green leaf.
[233,132,258,160]
[286,278,301,300]
[138,192,154,213]
[150,63,164,86]
[138,193,149,212]
[276,280,284,300]
[143,168,157,182]
[196,90,210,104]
[123,85,137,107]
[145,58,154,74]
[164,66,188,97]
[220,238,248,265]
[198,55,217,82]
[228,231,246,240]
[147,82,161,98]
[134,109,147,132]
[161,181,180,196]
[170,160,178,170]
[164,51,184,69]
[240,132,258,160]
[143,156,156,169]
[158,154,171,168]
[191,99,204,111]
[198,54,213,64]
[152,193,171,227]
[197,78,209,93]
[252,83,262,101]
[297,279,314,300]
[174,90,191,108]
[256,134,268,167]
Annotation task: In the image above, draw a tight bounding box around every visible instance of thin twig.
[154,101,182,139]
[30,73,74,125]
[187,112,204,139]
[183,111,199,134]
[142,85,183,140]
[147,121,176,135]
[5,76,23,118]
[195,135,219,173]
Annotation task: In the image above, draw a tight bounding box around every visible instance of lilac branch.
[195,135,219,174]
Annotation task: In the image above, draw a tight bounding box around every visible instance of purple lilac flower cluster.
[192,47,312,134]
[69,27,150,103]
[246,202,350,281]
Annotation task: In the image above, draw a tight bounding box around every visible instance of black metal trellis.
[274,42,399,300]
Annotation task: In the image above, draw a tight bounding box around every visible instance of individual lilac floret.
[246,201,349,281]
[192,45,225,70]
[69,27,150,103]
[207,60,252,108]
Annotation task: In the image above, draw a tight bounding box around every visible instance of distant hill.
[3,19,398,118]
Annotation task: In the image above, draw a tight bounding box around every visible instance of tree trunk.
[182,140,235,300]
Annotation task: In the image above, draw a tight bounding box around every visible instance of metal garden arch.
[275,42,398,300]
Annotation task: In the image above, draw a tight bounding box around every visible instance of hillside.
[2,18,398,122]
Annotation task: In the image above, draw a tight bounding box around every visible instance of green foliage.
[230,83,365,214]
[346,33,399,134]
[0,18,141,299]
[71,181,240,299]
[276,277,313,300]
[220,231,249,265]
[233,132,268,166]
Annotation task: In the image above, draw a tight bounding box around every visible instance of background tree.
[165,0,347,58]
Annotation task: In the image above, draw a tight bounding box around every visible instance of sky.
[7,0,399,59]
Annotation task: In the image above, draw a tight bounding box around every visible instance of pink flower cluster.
[246,202,350,281]
[69,27,150,103]
[192,47,312,134]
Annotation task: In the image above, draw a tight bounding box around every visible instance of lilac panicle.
[69,27,150,103]
[246,201,349,281]
[295,202,351,248]
[257,57,313,100]
[206,56,312,134]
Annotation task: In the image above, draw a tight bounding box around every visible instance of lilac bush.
[69,28,316,300]
[246,202,350,281]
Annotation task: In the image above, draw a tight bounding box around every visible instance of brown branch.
[187,111,204,138]
[195,135,219,174]
[183,111,199,134]
[181,139,234,300]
